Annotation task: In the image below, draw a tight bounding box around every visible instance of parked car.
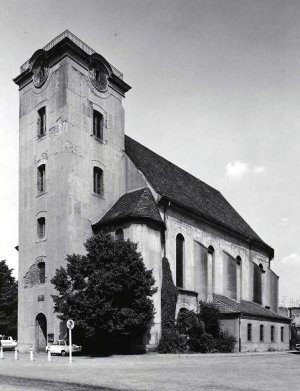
[45,340,82,356]
[295,344,300,351]
[0,336,17,350]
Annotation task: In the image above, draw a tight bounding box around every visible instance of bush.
[157,328,187,353]
[198,301,220,338]
[193,333,216,353]
[215,331,236,353]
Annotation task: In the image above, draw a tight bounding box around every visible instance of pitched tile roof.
[125,135,273,254]
[93,187,164,229]
[213,294,290,322]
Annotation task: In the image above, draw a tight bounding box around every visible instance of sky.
[0,0,299,306]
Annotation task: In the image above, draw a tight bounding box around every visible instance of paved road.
[0,351,299,390]
[0,375,118,391]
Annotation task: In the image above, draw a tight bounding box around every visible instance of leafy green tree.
[51,233,156,353]
[0,260,18,338]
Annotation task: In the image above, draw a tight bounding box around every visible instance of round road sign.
[67,319,75,330]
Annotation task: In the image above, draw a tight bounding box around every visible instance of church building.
[14,31,290,353]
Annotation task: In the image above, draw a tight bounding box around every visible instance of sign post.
[66,319,75,364]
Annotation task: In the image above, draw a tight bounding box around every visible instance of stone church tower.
[14,31,131,352]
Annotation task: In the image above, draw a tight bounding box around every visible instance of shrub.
[161,257,178,330]
[194,333,216,353]
[215,331,236,353]
[157,328,187,353]
[198,301,220,338]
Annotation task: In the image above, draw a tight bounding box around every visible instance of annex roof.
[93,187,164,229]
[213,294,290,322]
[125,135,273,255]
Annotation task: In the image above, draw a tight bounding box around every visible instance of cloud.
[281,253,300,264]
[225,160,266,180]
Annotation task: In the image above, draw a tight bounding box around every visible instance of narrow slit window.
[247,324,252,341]
[37,217,45,239]
[260,325,264,342]
[37,164,46,193]
[93,110,104,141]
[281,327,284,342]
[93,167,103,195]
[271,325,275,342]
[37,107,46,137]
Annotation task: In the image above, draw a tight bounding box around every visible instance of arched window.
[93,110,104,141]
[37,106,46,137]
[37,217,46,239]
[37,164,46,193]
[38,262,45,284]
[176,234,184,288]
[208,246,215,297]
[115,228,124,241]
[93,167,103,195]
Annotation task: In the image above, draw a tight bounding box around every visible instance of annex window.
[37,164,46,193]
[93,167,103,196]
[176,234,184,288]
[281,327,284,342]
[115,228,124,241]
[247,323,252,342]
[38,262,45,284]
[93,110,104,141]
[37,217,45,240]
[37,107,46,137]
[260,325,264,342]
[271,325,275,342]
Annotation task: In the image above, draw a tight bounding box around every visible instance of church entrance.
[35,313,47,352]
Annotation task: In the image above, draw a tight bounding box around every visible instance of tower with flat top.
[14,31,131,352]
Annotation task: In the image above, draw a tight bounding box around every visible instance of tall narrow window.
[93,110,104,141]
[281,327,284,342]
[176,234,184,288]
[271,325,275,342]
[260,325,264,342]
[247,323,252,341]
[37,217,45,239]
[37,164,46,193]
[37,107,46,137]
[115,228,124,241]
[38,262,45,284]
[93,167,103,195]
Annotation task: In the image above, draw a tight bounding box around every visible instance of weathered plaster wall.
[163,207,276,310]
[18,55,127,351]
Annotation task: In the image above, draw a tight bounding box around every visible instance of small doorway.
[35,313,47,352]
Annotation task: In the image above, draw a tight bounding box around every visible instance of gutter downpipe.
[238,315,241,352]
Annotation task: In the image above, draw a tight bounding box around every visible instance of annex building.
[14,31,290,353]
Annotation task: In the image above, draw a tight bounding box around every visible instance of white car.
[0,336,17,350]
[46,340,82,356]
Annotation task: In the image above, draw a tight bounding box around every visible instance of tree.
[51,233,157,353]
[0,260,18,338]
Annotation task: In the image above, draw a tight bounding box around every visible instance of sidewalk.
[0,351,299,391]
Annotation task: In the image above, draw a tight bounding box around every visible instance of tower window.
[176,234,184,288]
[260,325,264,342]
[38,262,45,284]
[37,217,45,239]
[93,167,103,195]
[37,107,46,137]
[115,228,124,241]
[37,164,46,193]
[271,325,275,342]
[93,110,104,141]
[247,323,252,341]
